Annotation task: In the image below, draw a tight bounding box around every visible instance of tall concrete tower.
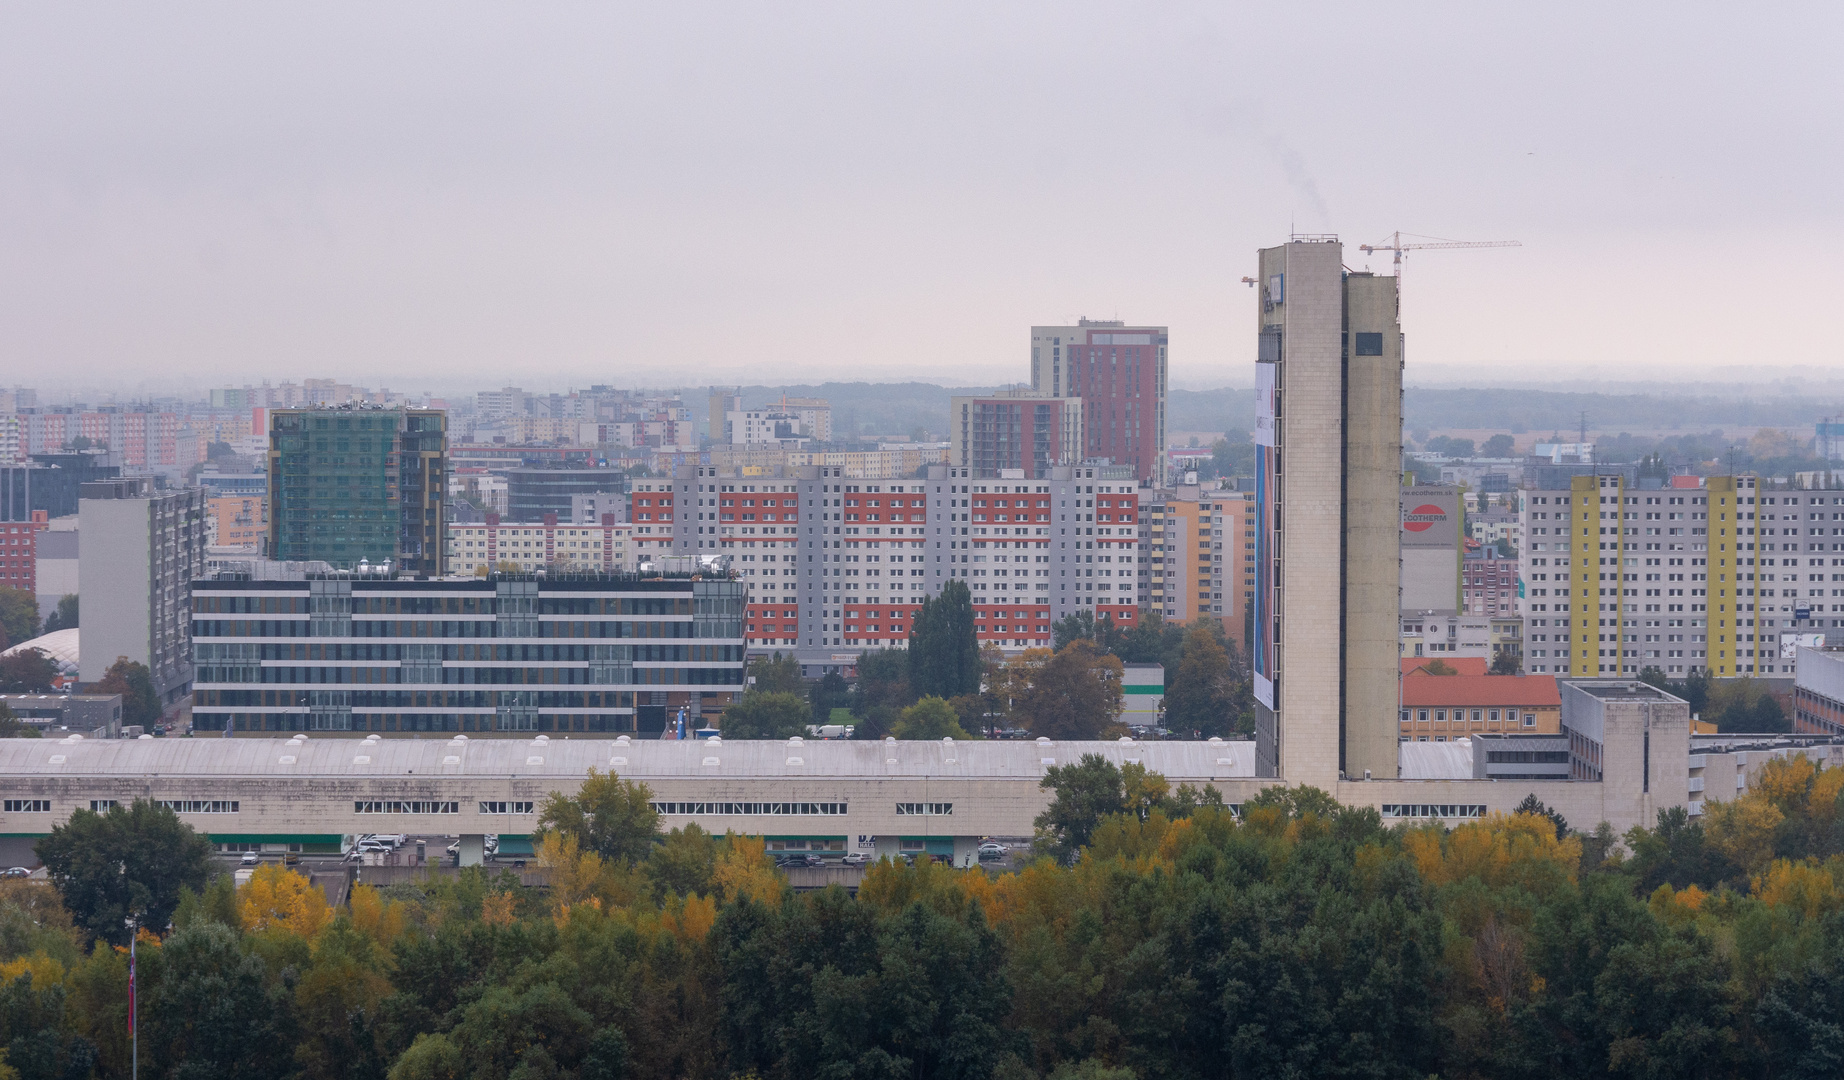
[1250,238,1402,785]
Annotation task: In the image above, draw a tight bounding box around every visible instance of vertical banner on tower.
[1252,358,1278,710]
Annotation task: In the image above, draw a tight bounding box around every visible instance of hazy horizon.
[3,3,1840,398]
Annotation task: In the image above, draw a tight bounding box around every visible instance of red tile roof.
[1400,657,1490,677]
[1401,674,1561,708]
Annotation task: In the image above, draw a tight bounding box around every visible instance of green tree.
[1033,754,1125,863]
[909,581,979,700]
[809,670,850,722]
[41,595,77,634]
[0,703,42,738]
[719,690,810,739]
[645,823,718,900]
[148,922,298,1079]
[889,696,972,740]
[1481,433,1516,457]
[0,972,99,1080]
[0,588,39,650]
[1514,792,1569,840]
[96,657,161,728]
[1489,650,1521,676]
[535,768,659,864]
[35,800,214,945]
[0,650,58,694]
[1013,640,1123,740]
[853,647,913,713]
[1162,621,1239,736]
[747,652,804,695]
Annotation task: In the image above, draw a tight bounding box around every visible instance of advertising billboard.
[1781,633,1824,660]
[1400,486,1461,549]
[1252,360,1278,710]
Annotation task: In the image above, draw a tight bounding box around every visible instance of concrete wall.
[1262,240,1346,792]
[77,497,151,685]
[1342,273,1403,780]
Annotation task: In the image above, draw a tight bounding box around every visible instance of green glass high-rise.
[268,407,446,575]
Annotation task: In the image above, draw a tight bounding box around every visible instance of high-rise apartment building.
[1145,486,1253,650]
[78,479,205,703]
[1030,320,1167,484]
[0,515,42,594]
[1250,239,1401,784]
[947,390,1082,479]
[267,407,446,575]
[640,461,1139,667]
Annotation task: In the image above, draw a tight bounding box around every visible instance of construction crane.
[1359,232,1521,297]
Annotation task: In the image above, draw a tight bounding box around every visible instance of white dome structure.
[1,628,79,675]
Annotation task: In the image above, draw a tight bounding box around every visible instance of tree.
[35,799,214,945]
[1514,793,1569,840]
[1481,433,1516,457]
[1489,650,1521,676]
[747,652,804,695]
[535,768,659,864]
[1421,658,1459,676]
[1051,610,1124,655]
[1163,621,1240,736]
[720,690,811,739]
[0,587,38,649]
[909,580,980,700]
[810,670,850,722]
[0,703,41,738]
[853,647,913,713]
[150,921,298,1079]
[1033,754,1126,863]
[96,657,160,728]
[890,696,972,741]
[41,595,77,634]
[0,650,58,694]
[1013,640,1123,740]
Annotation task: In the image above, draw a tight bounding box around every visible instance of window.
[1354,332,1384,356]
[1380,804,1488,819]
[3,800,50,813]
[157,800,239,814]
[354,801,459,814]
[90,800,118,812]
[650,801,847,816]
[896,802,953,816]
[478,801,535,815]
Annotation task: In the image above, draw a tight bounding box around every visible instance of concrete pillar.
[952,835,981,869]
[458,834,485,867]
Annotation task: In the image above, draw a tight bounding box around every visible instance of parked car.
[1,867,31,879]
[283,853,300,866]
[978,842,1007,859]
[240,851,259,866]
[776,853,824,868]
[840,852,870,866]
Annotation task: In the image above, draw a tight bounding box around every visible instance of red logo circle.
[1403,504,1447,532]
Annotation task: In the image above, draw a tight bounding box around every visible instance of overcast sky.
[1,2,1839,401]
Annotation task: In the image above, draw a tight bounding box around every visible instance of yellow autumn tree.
[348,885,406,947]
[1404,812,1581,893]
[1751,858,1844,920]
[1702,796,1785,877]
[711,834,784,905]
[239,864,332,938]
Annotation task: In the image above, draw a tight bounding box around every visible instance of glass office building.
[267,407,447,575]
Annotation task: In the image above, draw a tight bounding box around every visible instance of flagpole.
[128,922,137,1080]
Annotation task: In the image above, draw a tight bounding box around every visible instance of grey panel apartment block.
[77,480,205,702]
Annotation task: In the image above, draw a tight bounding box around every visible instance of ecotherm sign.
[1400,487,1460,548]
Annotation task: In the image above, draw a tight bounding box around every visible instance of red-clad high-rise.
[1030,319,1167,486]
